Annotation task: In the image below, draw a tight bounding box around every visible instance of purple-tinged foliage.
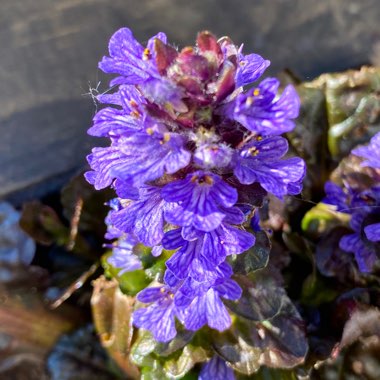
[352,132,380,169]
[199,355,235,380]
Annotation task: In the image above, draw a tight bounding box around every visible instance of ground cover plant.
[2,28,379,379]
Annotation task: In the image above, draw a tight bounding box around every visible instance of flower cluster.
[85,27,305,351]
[324,132,380,272]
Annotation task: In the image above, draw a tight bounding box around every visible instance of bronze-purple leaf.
[154,38,177,75]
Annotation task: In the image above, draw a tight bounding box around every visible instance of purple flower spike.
[88,107,141,138]
[142,78,188,113]
[133,286,177,342]
[352,132,380,169]
[199,355,235,380]
[234,136,305,199]
[86,28,306,345]
[162,225,252,282]
[162,171,238,232]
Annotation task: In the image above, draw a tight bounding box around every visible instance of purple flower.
[88,86,146,138]
[236,52,270,87]
[141,78,188,113]
[107,234,142,274]
[199,355,235,380]
[174,273,241,332]
[194,143,233,169]
[339,231,377,273]
[233,136,305,198]
[162,171,238,232]
[162,229,216,282]
[99,28,167,85]
[201,223,255,266]
[223,78,300,136]
[85,126,190,190]
[364,223,380,242]
[352,132,380,169]
[88,107,141,138]
[163,225,253,281]
[323,181,351,212]
[133,286,177,342]
[110,186,168,247]
[325,184,380,272]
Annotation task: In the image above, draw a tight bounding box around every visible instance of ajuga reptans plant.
[323,131,380,272]
[85,28,306,378]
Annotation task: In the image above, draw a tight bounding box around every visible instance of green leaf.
[231,231,270,275]
[155,328,195,357]
[163,344,209,379]
[248,367,299,380]
[101,252,150,296]
[212,330,261,375]
[302,67,380,160]
[241,296,309,369]
[300,273,339,307]
[132,332,207,379]
[301,202,350,239]
[140,364,168,380]
[130,330,157,367]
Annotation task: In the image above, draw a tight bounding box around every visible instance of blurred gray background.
[1,0,380,202]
